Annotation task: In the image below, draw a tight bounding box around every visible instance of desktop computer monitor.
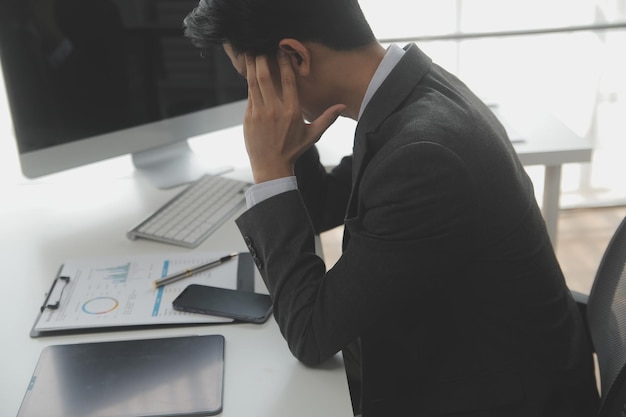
[0,0,247,189]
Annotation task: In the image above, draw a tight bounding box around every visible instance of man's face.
[222,44,248,82]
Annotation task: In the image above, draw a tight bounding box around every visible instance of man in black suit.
[184,1,600,415]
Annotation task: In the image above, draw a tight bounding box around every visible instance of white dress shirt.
[245,44,406,208]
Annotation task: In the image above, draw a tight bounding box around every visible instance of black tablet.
[17,335,225,417]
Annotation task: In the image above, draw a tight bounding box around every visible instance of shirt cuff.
[245,176,298,208]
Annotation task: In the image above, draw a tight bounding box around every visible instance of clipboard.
[17,335,225,417]
[31,251,255,337]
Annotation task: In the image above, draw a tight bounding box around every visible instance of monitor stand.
[132,141,232,189]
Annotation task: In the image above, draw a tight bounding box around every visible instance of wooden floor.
[320,206,626,295]
[556,205,626,293]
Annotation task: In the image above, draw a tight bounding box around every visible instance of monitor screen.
[0,0,247,188]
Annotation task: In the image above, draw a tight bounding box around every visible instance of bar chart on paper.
[96,262,131,284]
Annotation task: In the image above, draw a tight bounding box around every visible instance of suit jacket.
[236,44,599,416]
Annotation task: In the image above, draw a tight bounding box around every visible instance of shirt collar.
[358,44,406,120]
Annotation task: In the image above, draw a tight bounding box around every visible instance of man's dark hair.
[183,0,376,57]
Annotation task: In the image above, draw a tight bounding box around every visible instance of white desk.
[0,160,353,417]
[318,107,593,245]
[495,106,592,245]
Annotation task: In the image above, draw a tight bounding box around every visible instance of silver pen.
[152,253,238,288]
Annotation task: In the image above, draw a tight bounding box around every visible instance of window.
[359,0,626,206]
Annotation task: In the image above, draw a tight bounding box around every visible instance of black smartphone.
[173,284,273,324]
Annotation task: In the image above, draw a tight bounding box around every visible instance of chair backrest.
[587,215,626,416]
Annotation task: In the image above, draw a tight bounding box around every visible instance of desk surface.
[315,105,593,168]
[490,105,592,166]
[0,163,353,417]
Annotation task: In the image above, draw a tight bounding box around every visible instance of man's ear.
[278,39,310,76]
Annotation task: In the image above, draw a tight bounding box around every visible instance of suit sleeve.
[294,146,353,233]
[236,141,479,366]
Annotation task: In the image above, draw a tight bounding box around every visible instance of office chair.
[572,215,626,416]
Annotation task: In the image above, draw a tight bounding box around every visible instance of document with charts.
[31,251,249,335]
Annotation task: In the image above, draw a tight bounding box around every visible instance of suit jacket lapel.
[345,44,433,221]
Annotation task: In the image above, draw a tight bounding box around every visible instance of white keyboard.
[128,175,250,248]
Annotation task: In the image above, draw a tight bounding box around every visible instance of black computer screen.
[0,0,247,154]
